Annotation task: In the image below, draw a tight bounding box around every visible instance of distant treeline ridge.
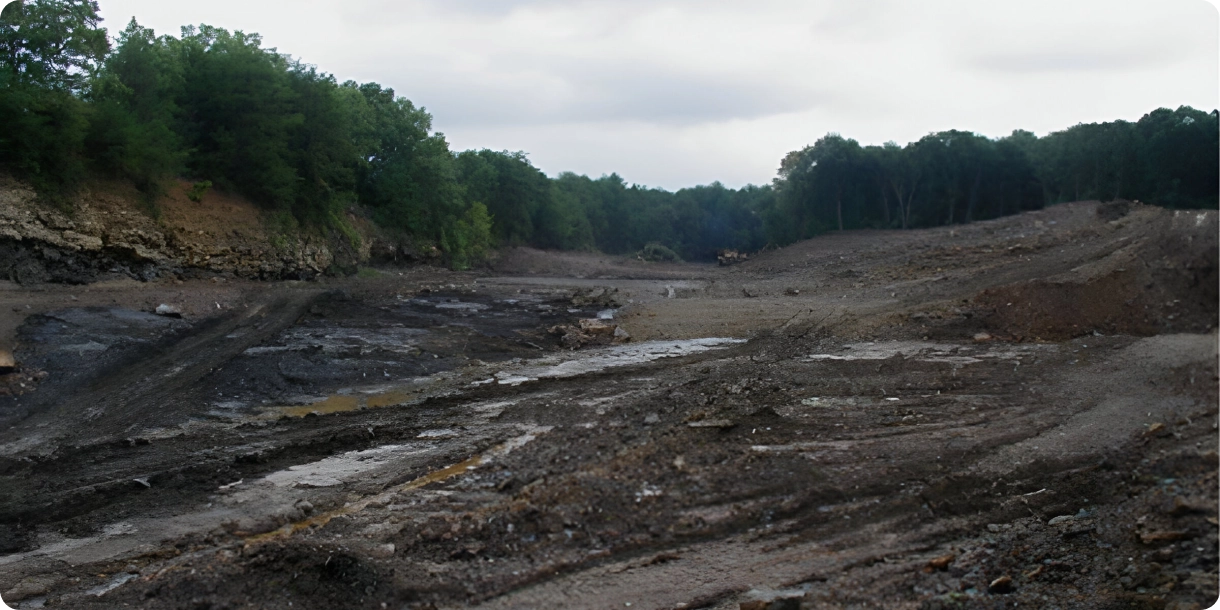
[1,1,1216,266]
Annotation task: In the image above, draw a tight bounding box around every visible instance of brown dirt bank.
[0,176,351,285]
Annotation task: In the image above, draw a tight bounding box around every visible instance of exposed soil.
[0,201,1215,610]
[0,176,340,285]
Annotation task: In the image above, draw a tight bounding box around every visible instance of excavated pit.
[0,201,1214,610]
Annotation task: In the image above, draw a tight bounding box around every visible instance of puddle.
[805,341,1052,365]
[432,301,490,311]
[86,573,136,597]
[264,444,430,488]
[365,390,412,409]
[477,338,745,386]
[246,425,552,545]
[0,522,140,568]
[280,395,360,417]
[418,429,460,439]
[243,326,428,357]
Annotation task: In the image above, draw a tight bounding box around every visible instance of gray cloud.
[96,0,1220,190]
[970,47,1178,74]
[417,63,824,128]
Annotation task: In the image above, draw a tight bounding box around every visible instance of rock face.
[0,178,338,284]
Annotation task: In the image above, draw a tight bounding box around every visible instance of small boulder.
[925,553,955,572]
[988,575,1015,594]
[613,326,631,344]
[154,304,183,318]
[0,350,15,373]
[579,318,616,336]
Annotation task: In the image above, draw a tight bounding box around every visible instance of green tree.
[454,149,551,245]
[0,0,108,91]
[85,18,184,197]
[0,0,107,197]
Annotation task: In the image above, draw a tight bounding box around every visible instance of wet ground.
[0,201,1216,609]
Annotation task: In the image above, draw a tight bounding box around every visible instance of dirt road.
[0,201,1215,609]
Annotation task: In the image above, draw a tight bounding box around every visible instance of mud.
[0,200,1215,609]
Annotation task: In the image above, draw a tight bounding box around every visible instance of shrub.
[187,180,212,202]
[637,242,681,263]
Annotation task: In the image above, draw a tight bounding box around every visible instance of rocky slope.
[0,177,343,284]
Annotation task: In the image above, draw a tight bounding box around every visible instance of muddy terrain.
[0,201,1215,609]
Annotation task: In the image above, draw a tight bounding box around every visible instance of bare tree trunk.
[836,183,844,232]
[880,182,890,226]
[966,168,982,222]
[891,182,906,230]
[904,192,915,228]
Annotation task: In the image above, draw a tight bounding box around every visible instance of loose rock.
[988,575,1015,594]
[925,553,955,572]
[154,304,183,318]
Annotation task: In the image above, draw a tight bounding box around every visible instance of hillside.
[0,176,365,284]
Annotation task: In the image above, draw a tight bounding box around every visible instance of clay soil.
[0,201,1216,610]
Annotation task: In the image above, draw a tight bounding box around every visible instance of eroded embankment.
[975,205,1218,340]
[0,177,339,284]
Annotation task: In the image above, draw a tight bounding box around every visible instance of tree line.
[1,1,1216,267]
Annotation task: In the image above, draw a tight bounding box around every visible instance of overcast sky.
[97,0,1218,190]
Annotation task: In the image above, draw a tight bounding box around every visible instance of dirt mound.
[975,205,1218,340]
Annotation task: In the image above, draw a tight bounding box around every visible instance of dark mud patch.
[0,307,191,424]
[192,289,613,413]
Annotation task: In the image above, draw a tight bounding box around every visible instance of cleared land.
[0,201,1215,609]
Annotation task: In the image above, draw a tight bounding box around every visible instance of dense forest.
[2,1,1217,266]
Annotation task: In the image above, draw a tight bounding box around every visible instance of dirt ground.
[0,201,1215,609]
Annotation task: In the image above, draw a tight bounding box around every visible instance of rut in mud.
[0,201,1215,610]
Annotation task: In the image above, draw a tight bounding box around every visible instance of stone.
[926,553,955,571]
[370,543,396,559]
[644,413,660,425]
[4,578,50,601]
[578,318,616,335]
[973,332,993,342]
[687,419,736,429]
[613,326,632,344]
[1140,530,1189,544]
[1171,496,1209,516]
[1048,515,1076,526]
[988,575,1015,594]
[155,304,183,318]
[0,349,15,372]
[739,589,803,610]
